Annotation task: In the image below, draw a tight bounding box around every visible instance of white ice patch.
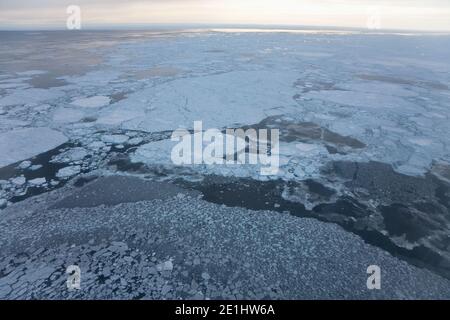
[2,32,449,180]
[0,83,30,90]
[132,139,174,165]
[56,165,81,179]
[101,134,129,145]
[132,133,245,166]
[97,70,298,132]
[17,70,47,76]
[0,127,68,168]
[71,96,110,108]
[29,177,46,186]
[0,88,63,107]
[0,118,30,132]
[305,90,417,111]
[52,108,85,123]
[0,77,31,84]
[65,70,121,86]
[51,147,88,163]
[338,82,418,97]
[131,135,329,181]
[295,52,334,58]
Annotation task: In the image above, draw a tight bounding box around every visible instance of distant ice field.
[1,30,449,177]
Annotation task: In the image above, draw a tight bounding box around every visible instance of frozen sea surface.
[1,31,448,178]
[0,30,450,294]
[0,176,449,299]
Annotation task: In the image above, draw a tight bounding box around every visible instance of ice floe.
[0,128,67,168]
[97,70,299,131]
[0,88,63,107]
[101,134,129,145]
[56,165,81,179]
[17,70,47,76]
[28,178,46,186]
[1,31,450,181]
[52,108,86,123]
[51,147,88,163]
[71,96,111,108]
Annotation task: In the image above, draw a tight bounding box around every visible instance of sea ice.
[17,70,47,76]
[304,90,417,111]
[0,88,63,107]
[71,96,111,108]
[101,134,129,145]
[11,176,26,186]
[97,70,298,132]
[56,165,81,179]
[1,31,450,181]
[52,108,86,123]
[18,161,32,169]
[51,147,88,163]
[0,128,67,168]
[28,178,46,186]
[0,83,30,89]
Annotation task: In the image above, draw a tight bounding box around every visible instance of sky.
[1,0,450,31]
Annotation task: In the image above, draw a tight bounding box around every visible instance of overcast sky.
[1,0,449,31]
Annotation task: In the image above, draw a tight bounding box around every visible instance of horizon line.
[1,23,450,34]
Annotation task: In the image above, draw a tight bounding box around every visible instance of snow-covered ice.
[0,128,67,167]
[0,29,449,294]
[71,96,111,108]
[101,134,129,145]
[0,31,448,179]
[56,165,81,179]
[97,70,298,131]
[52,108,86,123]
[0,88,64,107]
[28,178,46,186]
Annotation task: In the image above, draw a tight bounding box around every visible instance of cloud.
[1,0,449,31]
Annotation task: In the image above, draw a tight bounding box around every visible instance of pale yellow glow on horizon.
[1,0,449,31]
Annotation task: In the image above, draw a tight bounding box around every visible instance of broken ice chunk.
[51,147,88,163]
[71,96,111,108]
[11,176,26,186]
[29,178,46,186]
[101,134,129,145]
[18,161,32,169]
[56,165,81,179]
